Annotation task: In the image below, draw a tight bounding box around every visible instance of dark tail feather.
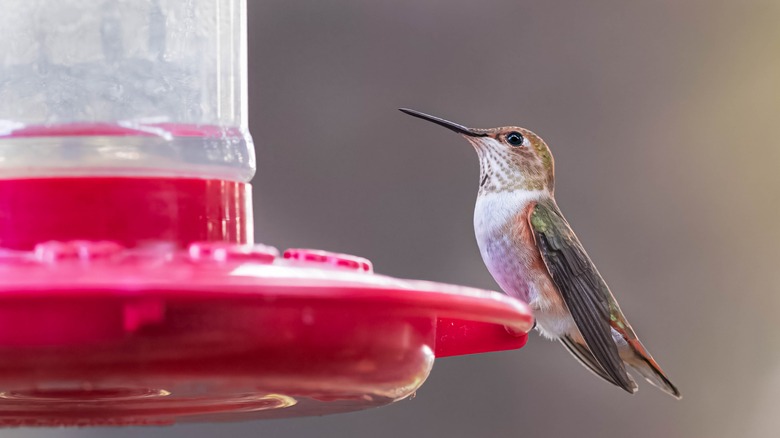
[625,338,682,399]
[560,335,637,394]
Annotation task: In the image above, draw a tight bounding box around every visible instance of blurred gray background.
[9,0,780,437]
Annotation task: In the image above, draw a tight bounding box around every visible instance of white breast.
[473,189,576,339]
[473,190,545,302]
[474,190,544,238]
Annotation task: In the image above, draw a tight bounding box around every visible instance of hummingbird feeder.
[0,0,533,426]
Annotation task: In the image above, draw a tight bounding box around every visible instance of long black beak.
[399,108,487,137]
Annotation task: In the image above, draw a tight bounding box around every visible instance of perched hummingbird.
[400,108,680,399]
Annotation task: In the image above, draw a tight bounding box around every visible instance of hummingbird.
[400,108,680,399]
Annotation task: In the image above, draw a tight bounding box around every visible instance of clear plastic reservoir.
[0,0,254,182]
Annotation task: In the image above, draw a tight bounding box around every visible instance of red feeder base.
[0,242,533,426]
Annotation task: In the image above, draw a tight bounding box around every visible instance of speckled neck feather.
[473,133,554,195]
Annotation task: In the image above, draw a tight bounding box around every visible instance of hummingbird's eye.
[506,132,525,147]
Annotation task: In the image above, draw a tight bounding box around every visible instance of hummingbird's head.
[400,109,554,194]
